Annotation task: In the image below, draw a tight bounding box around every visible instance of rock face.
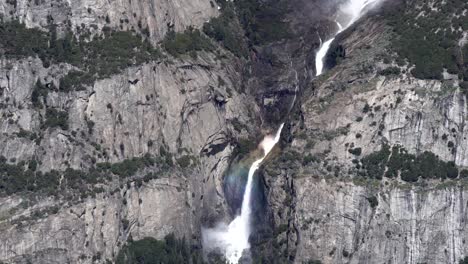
[259,8,468,264]
[294,179,468,264]
[301,17,468,169]
[0,52,258,262]
[0,0,260,262]
[0,51,259,261]
[0,177,192,263]
[1,0,468,263]
[1,0,218,42]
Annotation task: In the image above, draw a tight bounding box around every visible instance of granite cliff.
[0,0,468,263]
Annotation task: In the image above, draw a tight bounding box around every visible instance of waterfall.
[202,124,284,263]
[315,0,381,76]
[315,38,335,76]
[203,1,385,262]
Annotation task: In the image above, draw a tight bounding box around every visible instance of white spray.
[202,124,284,263]
[315,0,382,76]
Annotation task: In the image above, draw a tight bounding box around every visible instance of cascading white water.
[315,38,335,76]
[315,0,381,76]
[203,1,384,261]
[202,124,284,263]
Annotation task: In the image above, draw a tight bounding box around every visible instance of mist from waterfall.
[202,124,284,263]
[315,0,382,76]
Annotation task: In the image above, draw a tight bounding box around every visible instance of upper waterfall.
[315,0,382,76]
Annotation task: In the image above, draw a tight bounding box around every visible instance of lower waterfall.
[202,124,284,263]
[202,0,385,261]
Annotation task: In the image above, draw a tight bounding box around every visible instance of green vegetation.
[159,146,174,166]
[362,103,371,113]
[360,145,460,182]
[59,71,93,92]
[162,28,214,57]
[0,153,165,198]
[326,44,346,69]
[176,155,193,168]
[383,0,468,80]
[367,196,378,208]
[59,30,160,90]
[461,81,468,96]
[116,235,204,264]
[231,118,247,132]
[348,147,362,156]
[203,6,248,57]
[302,154,319,166]
[31,80,53,108]
[360,144,391,180]
[233,0,290,45]
[44,108,69,130]
[304,261,322,264]
[0,21,160,96]
[202,0,291,57]
[461,170,468,178]
[0,20,49,59]
[96,153,156,178]
[378,66,401,76]
[234,138,256,157]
